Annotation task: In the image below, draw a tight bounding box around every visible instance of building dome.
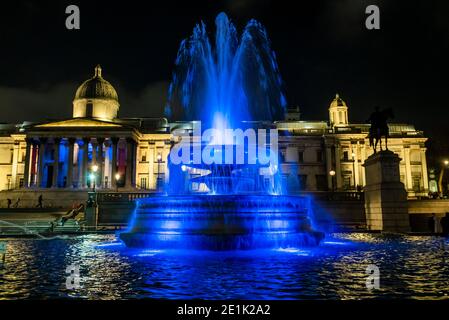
[73,65,120,120]
[329,93,347,109]
[329,93,349,127]
[74,65,118,101]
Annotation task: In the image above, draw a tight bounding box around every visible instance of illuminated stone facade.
[0,67,429,198]
[0,66,171,192]
[276,94,428,198]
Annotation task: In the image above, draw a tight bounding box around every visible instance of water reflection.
[0,234,448,299]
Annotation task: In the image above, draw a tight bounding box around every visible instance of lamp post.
[115,173,121,192]
[352,152,356,190]
[438,159,449,198]
[329,170,336,193]
[90,165,98,192]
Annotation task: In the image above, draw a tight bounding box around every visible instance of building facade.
[0,66,429,198]
[276,94,428,197]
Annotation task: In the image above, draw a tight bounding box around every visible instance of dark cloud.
[0,0,448,154]
[0,81,169,123]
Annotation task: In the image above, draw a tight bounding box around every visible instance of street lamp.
[329,170,336,193]
[89,173,96,192]
[352,152,356,190]
[438,159,449,198]
[90,165,98,192]
[115,173,121,192]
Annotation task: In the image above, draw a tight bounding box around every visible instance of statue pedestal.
[363,150,410,233]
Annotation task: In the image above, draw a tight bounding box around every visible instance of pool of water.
[0,233,448,299]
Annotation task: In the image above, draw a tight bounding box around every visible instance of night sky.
[0,0,448,163]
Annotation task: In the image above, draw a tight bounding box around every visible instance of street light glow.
[92,164,99,172]
[329,170,336,176]
[115,173,121,181]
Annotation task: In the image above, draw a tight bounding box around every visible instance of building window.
[316,175,327,191]
[141,177,147,190]
[316,150,323,162]
[19,178,24,188]
[280,150,286,163]
[7,175,11,190]
[141,151,147,162]
[343,176,351,190]
[298,175,307,189]
[412,177,421,192]
[298,151,304,164]
[86,102,93,117]
[343,151,349,161]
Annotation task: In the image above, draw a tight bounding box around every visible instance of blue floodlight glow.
[119,13,326,251]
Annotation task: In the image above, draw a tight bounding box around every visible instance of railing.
[301,191,364,201]
[96,192,155,203]
[95,191,364,203]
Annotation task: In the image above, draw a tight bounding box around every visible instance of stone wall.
[0,189,89,209]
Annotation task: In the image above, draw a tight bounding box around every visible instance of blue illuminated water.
[165,12,286,129]
[1,234,448,299]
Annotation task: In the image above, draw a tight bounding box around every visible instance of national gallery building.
[0,66,429,198]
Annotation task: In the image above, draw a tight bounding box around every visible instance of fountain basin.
[119,195,324,250]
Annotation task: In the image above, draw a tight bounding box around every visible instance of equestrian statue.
[366,106,394,153]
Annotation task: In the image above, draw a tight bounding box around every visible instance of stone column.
[23,138,33,188]
[404,147,412,191]
[67,138,76,188]
[111,137,119,190]
[97,137,105,188]
[363,150,410,233]
[325,145,333,190]
[37,137,47,188]
[421,148,429,192]
[132,142,137,187]
[125,138,134,189]
[11,141,20,189]
[334,145,342,190]
[30,142,38,186]
[361,141,367,186]
[52,138,61,188]
[82,137,90,188]
[353,142,360,187]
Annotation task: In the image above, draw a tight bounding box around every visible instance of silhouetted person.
[36,194,43,208]
[6,198,11,209]
[428,213,438,233]
[441,213,449,236]
[12,198,20,208]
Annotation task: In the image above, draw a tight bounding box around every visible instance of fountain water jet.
[120,13,324,249]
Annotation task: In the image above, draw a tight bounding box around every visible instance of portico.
[23,120,139,190]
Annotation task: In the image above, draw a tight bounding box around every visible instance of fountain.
[119,13,324,249]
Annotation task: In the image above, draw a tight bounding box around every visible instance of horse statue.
[367,107,394,153]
